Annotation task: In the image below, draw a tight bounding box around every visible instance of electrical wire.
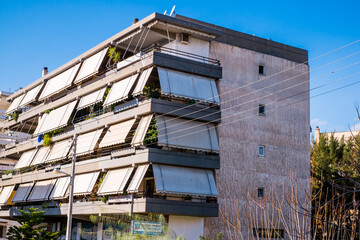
[2,40,360,176]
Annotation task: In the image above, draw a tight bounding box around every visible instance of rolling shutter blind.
[33,100,77,135]
[6,94,25,114]
[49,177,70,199]
[157,67,219,103]
[76,129,103,155]
[131,115,153,146]
[14,149,38,169]
[103,74,139,107]
[132,67,153,96]
[156,116,219,152]
[19,83,44,107]
[127,165,149,193]
[31,146,51,166]
[97,168,134,195]
[152,164,218,196]
[77,87,106,110]
[0,186,15,205]
[45,139,72,163]
[39,64,80,100]
[99,119,136,148]
[12,183,34,203]
[27,179,57,202]
[74,48,108,84]
[73,172,100,196]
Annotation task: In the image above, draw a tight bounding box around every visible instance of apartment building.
[0,13,309,239]
[315,126,359,143]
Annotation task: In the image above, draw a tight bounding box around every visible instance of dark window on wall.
[259,104,265,115]
[257,187,265,199]
[259,65,265,75]
[258,145,265,156]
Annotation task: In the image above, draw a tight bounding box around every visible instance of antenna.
[169,5,176,17]
[163,10,167,15]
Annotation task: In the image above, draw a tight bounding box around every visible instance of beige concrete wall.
[204,42,310,238]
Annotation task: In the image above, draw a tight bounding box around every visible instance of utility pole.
[66,133,77,240]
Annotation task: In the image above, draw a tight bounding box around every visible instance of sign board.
[131,220,163,236]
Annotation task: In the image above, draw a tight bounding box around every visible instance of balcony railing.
[142,44,221,66]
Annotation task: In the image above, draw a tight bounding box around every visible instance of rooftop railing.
[142,44,221,66]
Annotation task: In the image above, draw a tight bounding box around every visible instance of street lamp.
[54,133,77,240]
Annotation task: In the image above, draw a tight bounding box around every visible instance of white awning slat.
[49,177,70,199]
[153,164,218,197]
[76,129,103,155]
[131,115,153,146]
[19,83,44,107]
[27,179,57,202]
[156,116,219,152]
[77,87,106,110]
[0,186,15,205]
[39,64,80,100]
[31,146,51,166]
[14,149,38,169]
[127,165,149,193]
[45,139,73,163]
[74,48,108,84]
[103,74,139,107]
[6,94,25,114]
[33,100,77,135]
[158,67,220,103]
[99,119,136,148]
[132,67,153,96]
[73,172,100,196]
[12,182,34,203]
[98,168,134,195]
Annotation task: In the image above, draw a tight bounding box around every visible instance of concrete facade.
[0,12,309,239]
[204,41,310,237]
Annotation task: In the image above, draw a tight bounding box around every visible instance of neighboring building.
[0,91,19,239]
[315,126,360,143]
[0,13,309,239]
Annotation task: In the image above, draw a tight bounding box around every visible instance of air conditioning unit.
[180,33,190,44]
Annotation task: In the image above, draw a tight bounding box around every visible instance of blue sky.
[0,0,359,132]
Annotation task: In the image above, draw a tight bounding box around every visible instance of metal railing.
[142,44,221,66]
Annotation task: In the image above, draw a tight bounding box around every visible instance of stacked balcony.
[0,14,222,220]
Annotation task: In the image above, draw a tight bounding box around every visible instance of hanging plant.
[42,134,52,147]
[42,129,62,147]
[8,110,21,122]
[44,108,55,114]
[108,47,122,63]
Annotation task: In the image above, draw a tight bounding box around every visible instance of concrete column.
[97,222,103,240]
[76,222,81,240]
[168,215,204,240]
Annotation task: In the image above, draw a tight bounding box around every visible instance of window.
[258,145,265,156]
[259,64,265,75]
[253,228,284,238]
[259,104,265,115]
[258,188,265,199]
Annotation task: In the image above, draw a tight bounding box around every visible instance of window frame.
[259,64,265,75]
[259,104,266,116]
[258,145,265,157]
[257,187,265,199]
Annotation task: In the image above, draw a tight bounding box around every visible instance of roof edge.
[7,13,223,101]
